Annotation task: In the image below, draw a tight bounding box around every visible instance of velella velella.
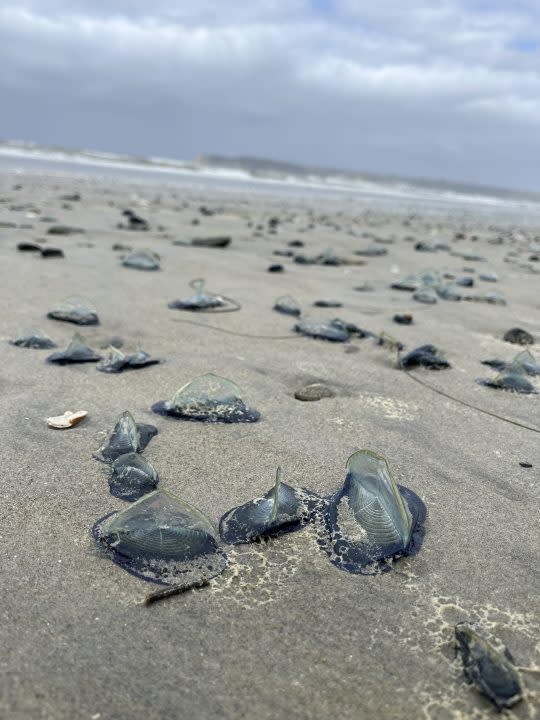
[479,366,536,394]
[482,350,540,376]
[121,249,160,271]
[109,452,159,501]
[94,410,158,462]
[455,623,523,711]
[152,373,260,423]
[436,284,462,301]
[10,329,56,349]
[47,333,101,365]
[273,295,301,317]
[321,450,426,574]
[413,285,438,304]
[294,319,349,342]
[219,468,320,544]
[96,346,160,373]
[93,489,227,584]
[391,269,440,291]
[354,244,387,257]
[168,279,226,311]
[399,344,450,370]
[47,296,99,325]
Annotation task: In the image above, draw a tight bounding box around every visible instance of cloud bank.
[1,1,539,189]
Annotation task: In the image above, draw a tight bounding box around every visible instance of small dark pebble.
[41,247,64,258]
[47,225,85,235]
[267,264,284,273]
[17,242,41,252]
[313,299,343,308]
[294,383,335,401]
[288,240,304,247]
[393,313,413,325]
[121,210,149,231]
[503,327,534,345]
[519,462,532,468]
[191,236,231,248]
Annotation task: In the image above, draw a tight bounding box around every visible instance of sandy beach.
[1,169,539,720]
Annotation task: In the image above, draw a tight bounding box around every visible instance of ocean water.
[1,150,540,224]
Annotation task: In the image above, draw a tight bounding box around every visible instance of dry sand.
[1,172,539,719]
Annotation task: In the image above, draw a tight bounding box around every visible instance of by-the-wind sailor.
[96,346,160,373]
[220,468,320,544]
[47,296,99,325]
[413,285,438,304]
[273,295,301,317]
[47,333,101,364]
[109,452,159,501]
[482,350,540,376]
[322,450,426,574]
[436,284,462,301]
[121,249,160,271]
[399,344,450,369]
[455,623,523,711]
[168,279,225,311]
[93,490,227,585]
[391,269,440,291]
[94,410,158,462]
[479,366,536,394]
[10,329,56,349]
[294,319,349,342]
[152,373,260,423]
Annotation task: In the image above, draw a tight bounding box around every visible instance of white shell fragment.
[47,410,88,429]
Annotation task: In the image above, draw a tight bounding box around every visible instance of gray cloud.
[1,1,539,189]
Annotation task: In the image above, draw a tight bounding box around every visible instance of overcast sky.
[1,1,539,190]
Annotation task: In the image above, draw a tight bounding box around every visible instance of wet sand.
[1,172,539,719]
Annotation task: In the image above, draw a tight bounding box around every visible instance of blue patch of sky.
[310,0,333,15]
[512,37,539,52]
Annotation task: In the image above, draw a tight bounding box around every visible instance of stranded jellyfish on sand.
[108,452,159,501]
[47,333,101,365]
[219,467,321,545]
[321,450,426,574]
[152,373,260,423]
[93,410,158,463]
[93,490,227,585]
[455,623,523,711]
[47,296,99,325]
[96,345,160,373]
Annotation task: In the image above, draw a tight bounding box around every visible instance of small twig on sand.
[143,577,210,606]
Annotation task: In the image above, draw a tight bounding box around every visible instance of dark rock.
[294,383,335,401]
[503,328,534,345]
[267,263,284,273]
[47,225,85,235]
[41,247,64,258]
[355,245,388,257]
[17,242,41,252]
[191,236,231,248]
[313,299,343,308]
[393,313,413,325]
[121,210,149,231]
